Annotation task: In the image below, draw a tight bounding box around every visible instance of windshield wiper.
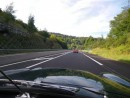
[0,79,78,96]
[0,79,104,96]
[0,70,30,98]
[0,70,23,93]
[1,73,130,98]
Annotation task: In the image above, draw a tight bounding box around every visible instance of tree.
[38,30,50,38]
[5,2,15,14]
[84,36,94,48]
[27,15,37,33]
[109,9,130,37]
[49,34,57,42]
[57,36,68,49]
[0,8,2,13]
[1,2,16,23]
[107,8,130,47]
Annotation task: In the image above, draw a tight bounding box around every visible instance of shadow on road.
[119,59,130,65]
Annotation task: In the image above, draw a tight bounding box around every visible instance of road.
[0,50,130,79]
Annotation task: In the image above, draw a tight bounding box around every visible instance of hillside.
[51,32,88,49]
[0,5,67,50]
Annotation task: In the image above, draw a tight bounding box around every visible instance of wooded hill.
[0,4,67,49]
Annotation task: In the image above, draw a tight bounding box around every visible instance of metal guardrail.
[0,49,63,55]
[0,49,56,50]
[0,49,61,51]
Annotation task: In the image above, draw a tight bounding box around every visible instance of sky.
[0,0,127,37]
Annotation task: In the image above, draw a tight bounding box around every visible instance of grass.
[90,46,130,64]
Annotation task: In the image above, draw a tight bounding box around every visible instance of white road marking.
[33,57,53,60]
[32,53,64,60]
[82,53,129,79]
[0,52,67,68]
[0,59,33,68]
[43,53,63,58]
[83,53,103,66]
[26,52,71,68]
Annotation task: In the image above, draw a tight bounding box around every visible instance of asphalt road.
[0,50,130,80]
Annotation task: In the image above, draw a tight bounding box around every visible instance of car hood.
[0,68,130,98]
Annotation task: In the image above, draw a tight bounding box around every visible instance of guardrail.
[0,49,63,55]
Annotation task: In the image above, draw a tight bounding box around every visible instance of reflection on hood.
[34,76,104,92]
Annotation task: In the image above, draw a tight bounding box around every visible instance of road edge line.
[83,53,103,66]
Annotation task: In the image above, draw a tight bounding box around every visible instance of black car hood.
[0,68,103,91]
[0,68,130,98]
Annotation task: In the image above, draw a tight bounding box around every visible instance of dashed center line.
[26,52,71,68]
[33,57,53,61]
[0,52,68,68]
[0,59,33,68]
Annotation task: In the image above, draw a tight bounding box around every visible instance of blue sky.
[0,0,127,37]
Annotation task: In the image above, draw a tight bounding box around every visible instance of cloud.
[61,0,79,7]
[0,0,127,37]
[62,0,126,37]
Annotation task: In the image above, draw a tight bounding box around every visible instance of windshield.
[0,0,130,98]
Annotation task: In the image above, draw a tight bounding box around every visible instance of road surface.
[0,50,130,79]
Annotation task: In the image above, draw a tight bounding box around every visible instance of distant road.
[0,50,130,79]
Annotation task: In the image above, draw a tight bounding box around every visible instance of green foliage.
[2,3,130,51]
[38,30,50,38]
[84,8,130,52]
[86,9,130,64]
[0,32,63,49]
[84,36,94,48]
[2,2,15,23]
[0,10,15,23]
[107,8,130,48]
[27,15,37,33]
[5,2,15,14]
[109,9,130,37]
[57,36,68,49]
[1,2,130,52]
[50,33,87,49]
[15,20,28,30]
[49,34,57,42]
[92,47,130,64]
[48,34,67,49]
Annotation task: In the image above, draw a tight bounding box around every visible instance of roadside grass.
[89,47,130,64]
